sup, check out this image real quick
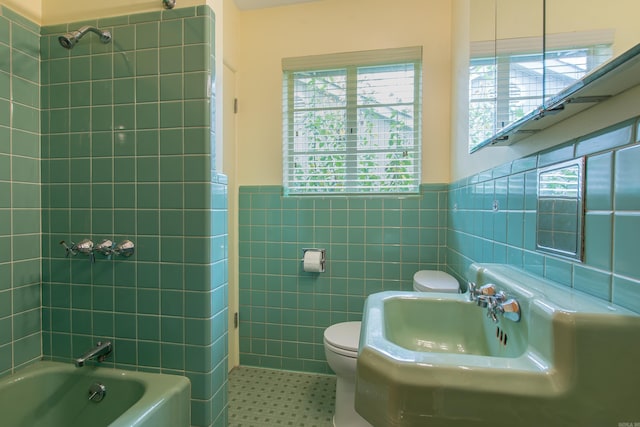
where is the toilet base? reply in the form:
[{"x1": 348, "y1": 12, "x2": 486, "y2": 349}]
[{"x1": 333, "y1": 375, "x2": 371, "y2": 427}]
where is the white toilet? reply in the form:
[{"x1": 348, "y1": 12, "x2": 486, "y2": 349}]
[
  {"x1": 413, "y1": 269, "x2": 459, "y2": 293},
  {"x1": 323, "y1": 270, "x2": 458, "y2": 426},
  {"x1": 323, "y1": 321, "x2": 370, "y2": 426}
]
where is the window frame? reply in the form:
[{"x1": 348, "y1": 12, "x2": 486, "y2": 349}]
[{"x1": 282, "y1": 47, "x2": 423, "y2": 196}]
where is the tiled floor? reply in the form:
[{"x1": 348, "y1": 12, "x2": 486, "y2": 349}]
[{"x1": 228, "y1": 366, "x2": 336, "y2": 426}]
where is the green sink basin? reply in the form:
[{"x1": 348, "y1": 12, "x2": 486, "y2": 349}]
[
  {"x1": 356, "y1": 264, "x2": 640, "y2": 427},
  {"x1": 384, "y1": 297, "x2": 526, "y2": 357}
]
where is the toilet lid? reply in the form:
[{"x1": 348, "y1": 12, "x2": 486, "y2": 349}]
[
  {"x1": 413, "y1": 270, "x2": 459, "y2": 292},
  {"x1": 324, "y1": 321, "x2": 361, "y2": 353}
]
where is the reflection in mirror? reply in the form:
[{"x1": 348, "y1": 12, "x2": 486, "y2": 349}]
[
  {"x1": 468, "y1": 0, "x2": 543, "y2": 151},
  {"x1": 544, "y1": 0, "x2": 620, "y2": 101},
  {"x1": 468, "y1": 0, "x2": 496, "y2": 148},
  {"x1": 469, "y1": 0, "x2": 640, "y2": 152},
  {"x1": 536, "y1": 158, "x2": 585, "y2": 261},
  {"x1": 495, "y1": 0, "x2": 543, "y2": 130}
]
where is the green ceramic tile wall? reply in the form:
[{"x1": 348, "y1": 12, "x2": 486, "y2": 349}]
[
  {"x1": 238, "y1": 185, "x2": 449, "y2": 373},
  {"x1": 38, "y1": 6, "x2": 226, "y2": 427},
  {"x1": 448, "y1": 117, "x2": 640, "y2": 314},
  {"x1": 0, "y1": 6, "x2": 42, "y2": 377}
]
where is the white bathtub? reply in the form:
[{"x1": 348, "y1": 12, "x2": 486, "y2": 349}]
[{"x1": 0, "y1": 361, "x2": 190, "y2": 427}]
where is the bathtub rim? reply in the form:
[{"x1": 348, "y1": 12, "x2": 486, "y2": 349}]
[{"x1": 0, "y1": 360, "x2": 191, "y2": 427}]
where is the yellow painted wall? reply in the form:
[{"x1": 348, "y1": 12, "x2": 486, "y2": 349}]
[
  {"x1": 236, "y1": 0, "x2": 453, "y2": 185},
  {"x1": 1, "y1": 0, "x2": 42, "y2": 24}
]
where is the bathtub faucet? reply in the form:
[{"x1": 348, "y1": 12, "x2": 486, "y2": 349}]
[{"x1": 74, "y1": 341, "x2": 112, "y2": 367}]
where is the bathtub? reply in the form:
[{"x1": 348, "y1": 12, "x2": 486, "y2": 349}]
[{"x1": 0, "y1": 361, "x2": 190, "y2": 427}]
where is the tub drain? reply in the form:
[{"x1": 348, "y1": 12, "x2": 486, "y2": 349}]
[{"x1": 88, "y1": 382, "x2": 107, "y2": 402}]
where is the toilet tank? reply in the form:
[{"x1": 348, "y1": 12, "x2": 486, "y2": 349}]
[{"x1": 413, "y1": 270, "x2": 459, "y2": 293}]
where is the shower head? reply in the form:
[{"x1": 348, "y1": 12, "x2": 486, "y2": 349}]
[{"x1": 58, "y1": 26, "x2": 112, "y2": 49}]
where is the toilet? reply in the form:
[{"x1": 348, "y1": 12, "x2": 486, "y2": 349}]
[
  {"x1": 323, "y1": 321, "x2": 370, "y2": 426},
  {"x1": 323, "y1": 270, "x2": 458, "y2": 426},
  {"x1": 413, "y1": 269, "x2": 459, "y2": 293}
]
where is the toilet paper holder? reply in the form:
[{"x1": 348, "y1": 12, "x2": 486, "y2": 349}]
[{"x1": 301, "y1": 248, "x2": 326, "y2": 273}]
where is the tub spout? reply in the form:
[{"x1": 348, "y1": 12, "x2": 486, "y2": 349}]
[{"x1": 74, "y1": 341, "x2": 112, "y2": 367}]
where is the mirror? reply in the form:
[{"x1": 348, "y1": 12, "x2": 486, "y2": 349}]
[
  {"x1": 536, "y1": 158, "x2": 585, "y2": 261},
  {"x1": 469, "y1": 0, "x2": 640, "y2": 152},
  {"x1": 468, "y1": 0, "x2": 544, "y2": 150},
  {"x1": 468, "y1": 0, "x2": 496, "y2": 148},
  {"x1": 544, "y1": 0, "x2": 632, "y2": 101},
  {"x1": 495, "y1": 0, "x2": 543, "y2": 130}
]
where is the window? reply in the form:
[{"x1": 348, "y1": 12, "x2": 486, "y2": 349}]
[
  {"x1": 469, "y1": 32, "x2": 613, "y2": 151},
  {"x1": 282, "y1": 47, "x2": 422, "y2": 195}
]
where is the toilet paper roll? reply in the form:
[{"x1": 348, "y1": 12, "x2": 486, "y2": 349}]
[{"x1": 303, "y1": 250, "x2": 324, "y2": 273}]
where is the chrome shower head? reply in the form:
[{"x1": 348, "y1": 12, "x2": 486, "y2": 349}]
[{"x1": 58, "y1": 26, "x2": 112, "y2": 49}]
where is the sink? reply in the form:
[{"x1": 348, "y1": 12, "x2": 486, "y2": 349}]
[
  {"x1": 384, "y1": 296, "x2": 526, "y2": 357},
  {"x1": 355, "y1": 264, "x2": 640, "y2": 427}
]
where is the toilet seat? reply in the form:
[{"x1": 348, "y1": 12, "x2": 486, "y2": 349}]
[
  {"x1": 413, "y1": 270, "x2": 459, "y2": 292},
  {"x1": 324, "y1": 321, "x2": 360, "y2": 358}
]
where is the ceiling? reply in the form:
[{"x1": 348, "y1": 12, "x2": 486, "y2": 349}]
[{"x1": 233, "y1": 0, "x2": 321, "y2": 11}]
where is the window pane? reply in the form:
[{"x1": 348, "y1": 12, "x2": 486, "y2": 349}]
[
  {"x1": 293, "y1": 70, "x2": 346, "y2": 109},
  {"x1": 290, "y1": 154, "x2": 346, "y2": 192},
  {"x1": 357, "y1": 106, "x2": 415, "y2": 149},
  {"x1": 357, "y1": 64, "x2": 415, "y2": 105},
  {"x1": 293, "y1": 110, "x2": 347, "y2": 152},
  {"x1": 357, "y1": 151, "x2": 418, "y2": 192}
]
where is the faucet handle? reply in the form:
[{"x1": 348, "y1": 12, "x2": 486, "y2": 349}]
[
  {"x1": 497, "y1": 299, "x2": 521, "y2": 322},
  {"x1": 73, "y1": 239, "x2": 95, "y2": 263},
  {"x1": 113, "y1": 240, "x2": 135, "y2": 257},
  {"x1": 60, "y1": 240, "x2": 77, "y2": 257},
  {"x1": 95, "y1": 239, "x2": 115, "y2": 259},
  {"x1": 478, "y1": 283, "x2": 496, "y2": 296}
]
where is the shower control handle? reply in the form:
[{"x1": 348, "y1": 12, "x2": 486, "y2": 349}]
[
  {"x1": 73, "y1": 239, "x2": 95, "y2": 263},
  {"x1": 95, "y1": 239, "x2": 115, "y2": 259},
  {"x1": 114, "y1": 240, "x2": 135, "y2": 257},
  {"x1": 59, "y1": 240, "x2": 77, "y2": 257}
]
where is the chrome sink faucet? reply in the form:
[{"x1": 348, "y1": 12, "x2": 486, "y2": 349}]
[
  {"x1": 468, "y1": 283, "x2": 497, "y2": 305},
  {"x1": 74, "y1": 341, "x2": 112, "y2": 367},
  {"x1": 468, "y1": 282, "x2": 521, "y2": 323}
]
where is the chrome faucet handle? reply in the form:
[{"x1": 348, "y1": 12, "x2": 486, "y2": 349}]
[
  {"x1": 73, "y1": 239, "x2": 95, "y2": 263},
  {"x1": 474, "y1": 284, "x2": 497, "y2": 306},
  {"x1": 73, "y1": 238, "x2": 94, "y2": 254},
  {"x1": 496, "y1": 298, "x2": 521, "y2": 322},
  {"x1": 60, "y1": 240, "x2": 77, "y2": 257},
  {"x1": 95, "y1": 239, "x2": 115, "y2": 259},
  {"x1": 478, "y1": 284, "x2": 496, "y2": 296},
  {"x1": 113, "y1": 240, "x2": 135, "y2": 257}
]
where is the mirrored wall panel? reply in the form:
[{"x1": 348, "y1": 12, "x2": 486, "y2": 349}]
[{"x1": 536, "y1": 158, "x2": 585, "y2": 260}]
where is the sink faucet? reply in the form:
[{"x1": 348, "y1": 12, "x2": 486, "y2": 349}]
[
  {"x1": 470, "y1": 284, "x2": 521, "y2": 323},
  {"x1": 470, "y1": 283, "x2": 498, "y2": 307},
  {"x1": 74, "y1": 341, "x2": 112, "y2": 367}
]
